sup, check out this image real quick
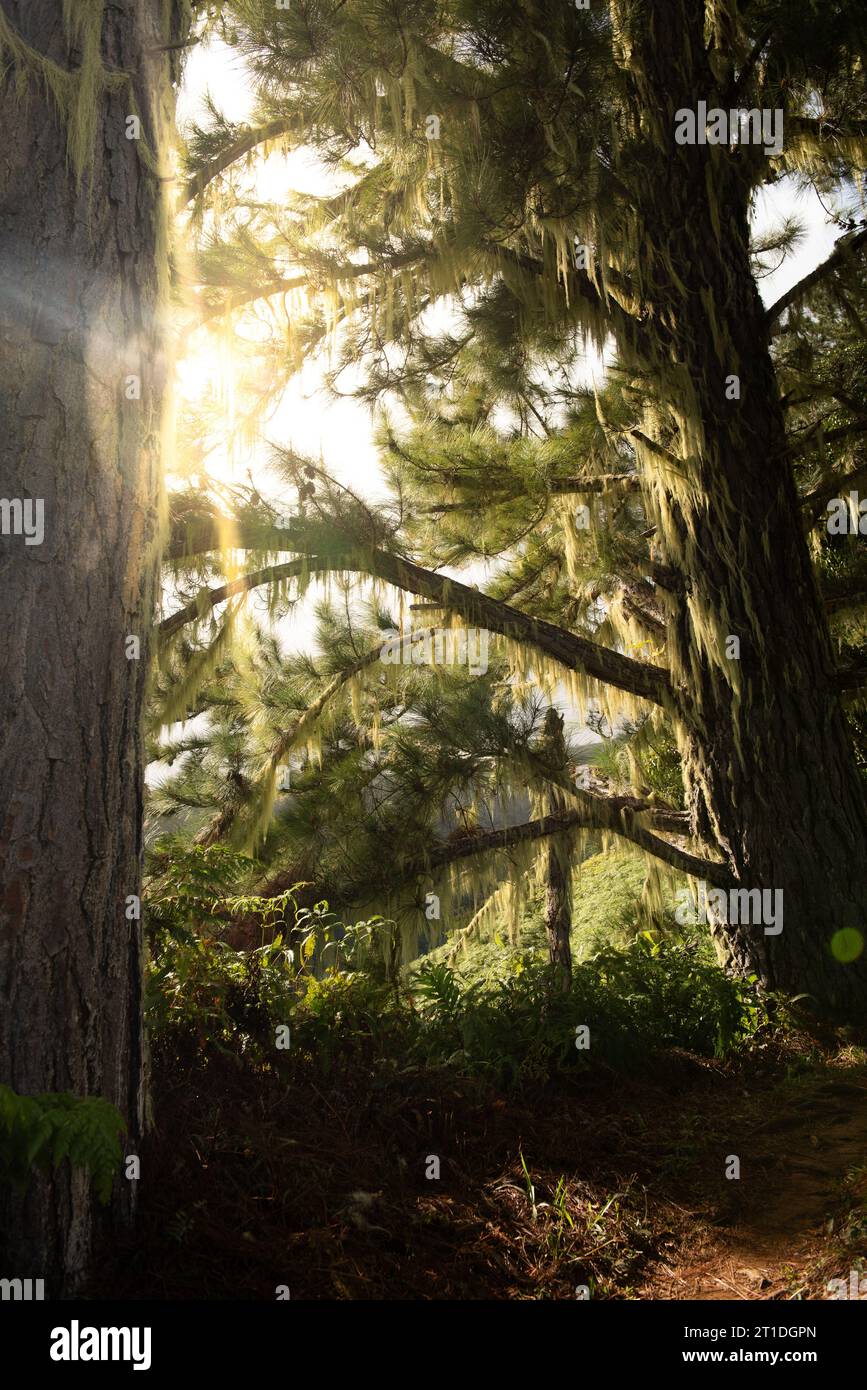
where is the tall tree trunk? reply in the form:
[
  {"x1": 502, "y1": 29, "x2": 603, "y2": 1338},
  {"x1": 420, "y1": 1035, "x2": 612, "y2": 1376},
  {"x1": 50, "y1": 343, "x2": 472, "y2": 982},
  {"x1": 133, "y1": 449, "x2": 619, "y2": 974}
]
[
  {"x1": 544, "y1": 845, "x2": 573, "y2": 990},
  {"x1": 619, "y1": 0, "x2": 867, "y2": 1016},
  {"x1": 0, "y1": 0, "x2": 184, "y2": 1292},
  {"x1": 540, "y1": 709, "x2": 573, "y2": 989}
]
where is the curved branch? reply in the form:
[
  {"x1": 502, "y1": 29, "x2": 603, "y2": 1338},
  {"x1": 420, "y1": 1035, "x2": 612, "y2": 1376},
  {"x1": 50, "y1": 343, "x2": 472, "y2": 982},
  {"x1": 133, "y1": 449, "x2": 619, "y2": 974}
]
[
  {"x1": 183, "y1": 275, "x2": 305, "y2": 333},
  {"x1": 158, "y1": 558, "x2": 309, "y2": 639},
  {"x1": 767, "y1": 228, "x2": 867, "y2": 333},
  {"x1": 417, "y1": 808, "x2": 732, "y2": 888},
  {"x1": 786, "y1": 116, "x2": 867, "y2": 142},
  {"x1": 261, "y1": 809, "x2": 730, "y2": 910},
  {"x1": 158, "y1": 551, "x2": 672, "y2": 705},
  {"x1": 826, "y1": 590, "x2": 867, "y2": 616},
  {"x1": 266, "y1": 634, "x2": 422, "y2": 767},
  {"x1": 422, "y1": 471, "x2": 641, "y2": 512},
  {"x1": 177, "y1": 245, "x2": 426, "y2": 343},
  {"x1": 192, "y1": 643, "x2": 389, "y2": 846},
  {"x1": 802, "y1": 459, "x2": 867, "y2": 528},
  {"x1": 522, "y1": 759, "x2": 725, "y2": 875},
  {"x1": 180, "y1": 118, "x2": 294, "y2": 209},
  {"x1": 789, "y1": 418, "x2": 867, "y2": 464}
]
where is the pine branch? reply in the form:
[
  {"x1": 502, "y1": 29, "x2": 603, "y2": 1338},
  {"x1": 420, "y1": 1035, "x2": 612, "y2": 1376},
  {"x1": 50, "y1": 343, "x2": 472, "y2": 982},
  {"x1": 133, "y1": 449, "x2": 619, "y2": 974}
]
[
  {"x1": 628, "y1": 429, "x2": 678, "y2": 463},
  {"x1": 405, "y1": 808, "x2": 732, "y2": 888},
  {"x1": 802, "y1": 460, "x2": 867, "y2": 527},
  {"x1": 786, "y1": 116, "x2": 867, "y2": 142},
  {"x1": 158, "y1": 559, "x2": 309, "y2": 639},
  {"x1": 179, "y1": 246, "x2": 425, "y2": 342},
  {"x1": 494, "y1": 246, "x2": 651, "y2": 357},
  {"x1": 421, "y1": 471, "x2": 641, "y2": 512},
  {"x1": 180, "y1": 118, "x2": 294, "y2": 208},
  {"x1": 518, "y1": 755, "x2": 718, "y2": 858},
  {"x1": 826, "y1": 590, "x2": 867, "y2": 616},
  {"x1": 158, "y1": 550, "x2": 671, "y2": 706},
  {"x1": 618, "y1": 581, "x2": 667, "y2": 637},
  {"x1": 264, "y1": 638, "x2": 411, "y2": 768},
  {"x1": 789, "y1": 418, "x2": 867, "y2": 463},
  {"x1": 767, "y1": 229, "x2": 867, "y2": 333}
]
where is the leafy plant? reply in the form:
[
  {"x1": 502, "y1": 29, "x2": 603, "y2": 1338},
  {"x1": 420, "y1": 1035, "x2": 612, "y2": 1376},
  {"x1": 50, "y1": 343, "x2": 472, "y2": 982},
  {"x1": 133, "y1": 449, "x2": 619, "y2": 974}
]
[
  {"x1": 0, "y1": 1084, "x2": 124, "y2": 1203},
  {"x1": 143, "y1": 842, "x2": 264, "y2": 943},
  {"x1": 413, "y1": 961, "x2": 469, "y2": 1019},
  {"x1": 145, "y1": 932, "x2": 298, "y2": 1056}
]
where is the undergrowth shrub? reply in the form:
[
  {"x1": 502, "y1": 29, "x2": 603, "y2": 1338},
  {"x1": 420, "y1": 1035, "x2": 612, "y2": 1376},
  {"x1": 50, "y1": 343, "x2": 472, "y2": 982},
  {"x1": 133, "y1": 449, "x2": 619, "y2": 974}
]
[
  {"x1": 408, "y1": 937, "x2": 763, "y2": 1083},
  {"x1": 148, "y1": 924, "x2": 767, "y2": 1088},
  {"x1": 146, "y1": 933, "x2": 298, "y2": 1060},
  {"x1": 144, "y1": 844, "x2": 396, "y2": 1061}
]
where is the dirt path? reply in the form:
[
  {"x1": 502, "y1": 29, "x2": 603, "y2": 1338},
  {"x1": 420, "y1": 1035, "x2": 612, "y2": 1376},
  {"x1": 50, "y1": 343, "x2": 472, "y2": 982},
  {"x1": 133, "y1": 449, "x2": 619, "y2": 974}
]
[{"x1": 644, "y1": 1078, "x2": 867, "y2": 1300}]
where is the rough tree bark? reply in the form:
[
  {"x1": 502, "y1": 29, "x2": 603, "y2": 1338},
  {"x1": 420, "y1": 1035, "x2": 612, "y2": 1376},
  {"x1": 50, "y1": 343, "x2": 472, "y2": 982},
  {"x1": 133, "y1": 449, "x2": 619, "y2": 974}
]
[
  {"x1": 539, "y1": 709, "x2": 573, "y2": 989},
  {"x1": 619, "y1": 0, "x2": 867, "y2": 1015},
  {"x1": 0, "y1": 0, "x2": 185, "y2": 1292}
]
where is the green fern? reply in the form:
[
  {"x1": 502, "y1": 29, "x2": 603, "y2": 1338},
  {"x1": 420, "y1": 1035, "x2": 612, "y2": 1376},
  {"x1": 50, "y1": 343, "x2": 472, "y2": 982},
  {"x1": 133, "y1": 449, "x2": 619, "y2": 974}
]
[
  {"x1": 413, "y1": 962, "x2": 465, "y2": 1019},
  {"x1": 0, "y1": 1084, "x2": 124, "y2": 1205}
]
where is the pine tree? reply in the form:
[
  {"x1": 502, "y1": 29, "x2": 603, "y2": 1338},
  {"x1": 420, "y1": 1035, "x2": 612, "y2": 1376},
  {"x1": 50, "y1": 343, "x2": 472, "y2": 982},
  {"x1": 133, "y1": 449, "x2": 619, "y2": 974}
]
[
  {"x1": 165, "y1": 0, "x2": 867, "y2": 1015},
  {"x1": 0, "y1": 0, "x2": 193, "y2": 1288},
  {"x1": 150, "y1": 599, "x2": 636, "y2": 973}
]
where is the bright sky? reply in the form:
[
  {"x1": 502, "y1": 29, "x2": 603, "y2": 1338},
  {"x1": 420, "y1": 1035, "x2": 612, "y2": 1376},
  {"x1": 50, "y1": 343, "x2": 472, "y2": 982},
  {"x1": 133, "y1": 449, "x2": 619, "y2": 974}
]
[{"x1": 176, "y1": 41, "x2": 382, "y2": 498}]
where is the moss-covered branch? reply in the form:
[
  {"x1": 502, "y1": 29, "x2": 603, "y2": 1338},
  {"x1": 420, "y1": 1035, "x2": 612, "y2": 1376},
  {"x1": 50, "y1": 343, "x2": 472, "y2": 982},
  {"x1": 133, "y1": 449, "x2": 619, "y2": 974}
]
[
  {"x1": 180, "y1": 117, "x2": 294, "y2": 208},
  {"x1": 158, "y1": 551, "x2": 671, "y2": 706},
  {"x1": 422, "y1": 471, "x2": 641, "y2": 513},
  {"x1": 767, "y1": 228, "x2": 867, "y2": 333}
]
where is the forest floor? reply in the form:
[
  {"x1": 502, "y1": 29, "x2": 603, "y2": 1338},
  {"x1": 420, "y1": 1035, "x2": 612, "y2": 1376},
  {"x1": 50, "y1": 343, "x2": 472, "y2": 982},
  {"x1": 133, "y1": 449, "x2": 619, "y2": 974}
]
[
  {"x1": 91, "y1": 1023, "x2": 867, "y2": 1301},
  {"x1": 639, "y1": 1065, "x2": 867, "y2": 1300}
]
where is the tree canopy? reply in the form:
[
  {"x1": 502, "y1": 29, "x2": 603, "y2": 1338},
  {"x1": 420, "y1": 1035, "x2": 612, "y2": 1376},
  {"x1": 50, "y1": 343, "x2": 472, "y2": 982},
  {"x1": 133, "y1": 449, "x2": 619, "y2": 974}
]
[{"x1": 152, "y1": 0, "x2": 867, "y2": 1012}]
